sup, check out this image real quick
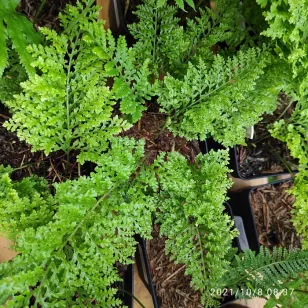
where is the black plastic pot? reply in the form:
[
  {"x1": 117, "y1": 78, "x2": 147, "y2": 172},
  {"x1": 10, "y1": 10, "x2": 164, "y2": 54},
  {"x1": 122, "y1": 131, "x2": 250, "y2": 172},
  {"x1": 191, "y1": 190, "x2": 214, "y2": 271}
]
[
  {"x1": 228, "y1": 178, "x2": 295, "y2": 252},
  {"x1": 122, "y1": 263, "x2": 134, "y2": 308},
  {"x1": 230, "y1": 145, "x2": 297, "y2": 180},
  {"x1": 135, "y1": 236, "x2": 159, "y2": 308},
  {"x1": 205, "y1": 137, "x2": 297, "y2": 180}
]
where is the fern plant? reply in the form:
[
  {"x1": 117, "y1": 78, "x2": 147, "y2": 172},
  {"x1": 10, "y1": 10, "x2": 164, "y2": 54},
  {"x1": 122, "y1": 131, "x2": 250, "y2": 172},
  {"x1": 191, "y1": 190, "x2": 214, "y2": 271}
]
[
  {"x1": 4, "y1": 0, "x2": 156, "y2": 157},
  {"x1": 0, "y1": 137, "x2": 158, "y2": 307},
  {"x1": 158, "y1": 47, "x2": 287, "y2": 146},
  {"x1": 128, "y1": 0, "x2": 189, "y2": 77},
  {"x1": 129, "y1": 0, "x2": 247, "y2": 77},
  {"x1": 223, "y1": 246, "x2": 308, "y2": 293},
  {"x1": 0, "y1": 0, "x2": 41, "y2": 76},
  {"x1": 221, "y1": 246, "x2": 308, "y2": 307},
  {"x1": 154, "y1": 149, "x2": 237, "y2": 306}
]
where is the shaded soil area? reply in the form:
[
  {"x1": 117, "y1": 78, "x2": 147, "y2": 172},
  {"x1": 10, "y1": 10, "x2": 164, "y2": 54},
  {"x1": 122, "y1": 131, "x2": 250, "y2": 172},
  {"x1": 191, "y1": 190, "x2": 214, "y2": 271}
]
[
  {"x1": 250, "y1": 181, "x2": 301, "y2": 250},
  {"x1": 121, "y1": 112, "x2": 202, "y2": 165},
  {"x1": 20, "y1": 0, "x2": 77, "y2": 30},
  {"x1": 237, "y1": 94, "x2": 298, "y2": 178},
  {"x1": 0, "y1": 104, "x2": 92, "y2": 182},
  {"x1": 147, "y1": 224, "x2": 203, "y2": 308}
]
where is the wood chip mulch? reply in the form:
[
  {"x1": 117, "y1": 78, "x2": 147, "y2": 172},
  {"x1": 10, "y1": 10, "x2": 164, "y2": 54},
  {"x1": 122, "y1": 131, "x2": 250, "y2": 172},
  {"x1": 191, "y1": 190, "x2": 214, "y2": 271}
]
[
  {"x1": 249, "y1": 181, "x2": 301, "y2": 250},
  {"x1": 147, "y1": 224, "x2": 203, "y2": 308}
]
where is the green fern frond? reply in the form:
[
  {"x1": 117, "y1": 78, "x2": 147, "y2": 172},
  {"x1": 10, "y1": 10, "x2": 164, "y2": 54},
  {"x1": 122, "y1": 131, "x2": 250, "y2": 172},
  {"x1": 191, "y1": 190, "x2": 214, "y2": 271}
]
[
  {"x1": 155, "y1": 150, "x2": 236, "y2": 306},
  {"x1": 128, "y1": 0, "x2": 189, "y2": 76},
  {"x1": 4, "y1": 0, "x2": 155, "y2": 157},
  {"x1": 159, "y1": 47, "x2": 283, "y2": 146},
  {"x1": 0, "y1": 137, "x2": 157, "y2": 307},
  {"x1": 223, "y1": 246, "x2": 308, "y2": 294},
  {"x1": 0, "y1": 0, "x2": 41, "y2": 76}
]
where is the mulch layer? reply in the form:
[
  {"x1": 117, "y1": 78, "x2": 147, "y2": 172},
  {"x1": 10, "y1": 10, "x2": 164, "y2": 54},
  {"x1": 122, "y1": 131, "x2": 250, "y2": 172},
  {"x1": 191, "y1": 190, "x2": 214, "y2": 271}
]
[
  {"x1": 249, "y1": 181, "x2": 301, "y2": 250},
  {"x1": 121, "y1": 111, "x2": 201, "y2": 165},
  {"x1": 147, "y1": 224, "x2": 203, "y2": 308}
]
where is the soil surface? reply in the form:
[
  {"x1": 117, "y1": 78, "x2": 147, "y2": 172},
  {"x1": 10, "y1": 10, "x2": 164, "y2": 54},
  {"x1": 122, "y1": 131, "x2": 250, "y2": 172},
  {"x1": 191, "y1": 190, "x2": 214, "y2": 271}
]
[
  {"x1": 121, "y1": 111, "x2": 201, "y2": 165},
  {"x1": 237, "y1": 94, "x2": 298, "y2": 178},
  {"x1": 147, "y1": 224, "x2": 203, "y2": 308},
  {"x1": 20, "y1": 0, "x2": 76, "y2": 30},
  {"x1": 249, "y1": 181, "x2": 301, "y2": 250},
  {"x1": 0, "y1": 104, "x2": 92, "y2": 182}
]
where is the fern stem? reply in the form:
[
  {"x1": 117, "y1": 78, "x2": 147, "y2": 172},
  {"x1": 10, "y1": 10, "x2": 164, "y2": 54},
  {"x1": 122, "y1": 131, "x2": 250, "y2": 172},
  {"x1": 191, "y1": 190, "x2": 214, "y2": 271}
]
[
  {"x1": 118, "y1": 289, "x2": 146, "y2": 308},
  {"x1": 153, "y1": 8, "x2": 158, "y2": 69},
  {"x1": 65, "y1": 36, "x2": 79, "y2": 160},
  {"x1": 195, "y1": 225, "x2": 207, "y2": 288}
]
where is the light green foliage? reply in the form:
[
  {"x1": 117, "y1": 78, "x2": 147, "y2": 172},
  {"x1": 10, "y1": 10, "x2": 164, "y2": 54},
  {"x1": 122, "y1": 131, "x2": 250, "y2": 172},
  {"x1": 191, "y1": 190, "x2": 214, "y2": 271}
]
[
  {"x1": 288, "y1": 167, "x2": 308, "y2": 249},
  {"x1": 155, "y1": 149, "x2": 236, "y2": 306},
  {"x1": 0, "y1": 166, "x2": 56, "y2": 242},
  {"x1": 4, "y1": 0, "x2": 155, "y2": 156},
  {"x1": 159, "y1": 47, "x2": 283, "y2": 146},
  {"x1": 256, "y1": 0, "x2": 308, "y2": 78},
  {"x1": 271, "y1": 101, "x2": 308, "y2": 166},
  {"x1": 0, "y1": 0, "x2": 41, "y2": 76},
  {"x1": 0, "y1": 137, "x2": 158, "y2": 307},
  {"x1": 222, "y1": 246, "x2": 308, "y2": 299},
  {"x1": 0, "y1": 48, "x2": 27, "y2": 102},
  {"x1": 259, "y1": 0, "x2": 308, "y2": 250}
]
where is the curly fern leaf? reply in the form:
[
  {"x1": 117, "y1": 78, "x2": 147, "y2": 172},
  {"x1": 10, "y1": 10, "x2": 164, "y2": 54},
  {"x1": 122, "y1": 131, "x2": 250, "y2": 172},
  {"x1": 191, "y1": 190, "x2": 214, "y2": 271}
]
[
  {"x1": 0, "y1": 0, "x2": 41, "y2": 76},
  {"x1": 4, "y1": 0, "x2": 155, "y2": 156},
  {"x1": 0, "y1": 137, "x2": 157, "y2": 307},
  {"x1": 155, "y1": 150, "x2": 236, "y2": 306},
  {"x1": 223, "y1": 246, "x2": 308, "y2": 295},
  {"x1": 159, "y1": 47, "x2": 284, "y2": 146}
]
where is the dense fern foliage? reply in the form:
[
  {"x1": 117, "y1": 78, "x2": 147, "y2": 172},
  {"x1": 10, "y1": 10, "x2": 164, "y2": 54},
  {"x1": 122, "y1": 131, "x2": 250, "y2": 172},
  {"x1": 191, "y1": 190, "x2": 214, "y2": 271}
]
[
  {"x1": 223, "y1": 246, "x2": 308, "y2": 294},
  {"x1": 0, "y1": 137, "x2": 159, "y2": 307},
  {"x1": 0, "y1": 0, "x2": 41, "y2": 76},
  {"x1": 4, "y1": 0, "x2": 156, "y2": 156},
  {"x1": 128, "y1": 0, "x2": 188, "y2": 76},
  {"x1": 129, "y1": 0, "x2": 288, "y2": 146},
  {"x1": 221, "y1": 246, "x2": 308, "y2": 307},
  {"x1": 129, "y1": 0, "x2": 246, "y2": 77},
  {"x1": 159, "y1": 48, "x2": 286, "y2": 146},
  {"x1": 155, "y1": 150, "x2": 237, "y2": 306},
  {"x1": 257, "y1": 0, "x2": 308, "y2": 251}
]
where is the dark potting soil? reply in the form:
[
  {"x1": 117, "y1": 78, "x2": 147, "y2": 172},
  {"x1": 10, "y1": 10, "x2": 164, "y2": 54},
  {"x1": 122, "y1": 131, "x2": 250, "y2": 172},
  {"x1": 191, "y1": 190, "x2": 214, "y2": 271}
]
[
  {"x1": 20, "y1": 0, "x2": 77, "y2": 30},
  {"x1": 147, "y1": 224, "x2": 203, "y2": 308},
  {"x1": 0, "y1": 105, "x2": 93, "y2": 182},
  {"x1": 249, "y1": 181, "x2": 301, "y2": 250},
  {"x1": 237, "y1": 94, "x2": 298, "y2": 178},
  {"x1": 121, "y1": 111, "x2": 201, "y2": 165}
]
